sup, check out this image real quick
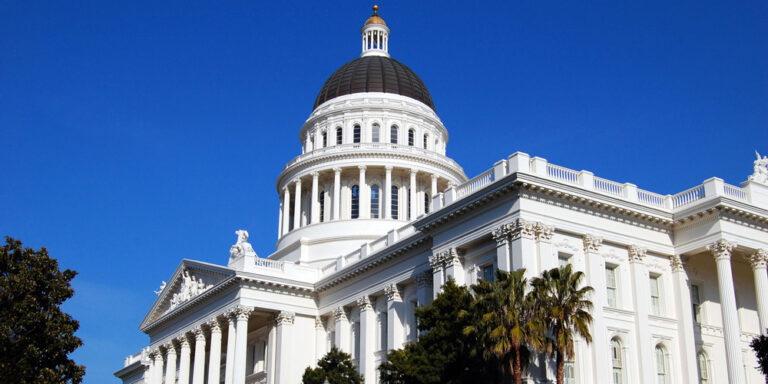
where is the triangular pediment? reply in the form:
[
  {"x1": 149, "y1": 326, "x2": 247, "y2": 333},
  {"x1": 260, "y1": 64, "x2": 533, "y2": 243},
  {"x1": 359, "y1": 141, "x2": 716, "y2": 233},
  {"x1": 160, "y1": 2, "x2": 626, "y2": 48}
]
[{"x1": 140, "y1": 259, "x2": 235, "y2": 330}]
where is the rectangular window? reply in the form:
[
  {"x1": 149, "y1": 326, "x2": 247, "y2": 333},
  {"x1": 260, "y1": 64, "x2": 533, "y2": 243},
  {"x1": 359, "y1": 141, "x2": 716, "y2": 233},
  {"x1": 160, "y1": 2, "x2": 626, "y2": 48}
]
[
  {"x1": 372, "y1": 125, "x2": 380, "y2": 143},
  {"x1": 691, "y1": 285, "x2": 701, "y2": 323},
  {"x1": 319, "y1": 191, "x2": 325, "y2": 222},
  {"x1": 564, "y1": 361, "x2": 575, "y2": 384},
  {"x1": 605, "y1": 266, "x2": 617, "y2": 308},
  {"x1": 481, "y1": 264, "x2": 494, "y2": 282},
  {"x1": 353, "y1": 322, "x2": 360, "y2": 360},
  {"x1": 650, "y1": 276, "x2": 661, "y2": 316},
  {"x1": 353, "y1": 125, "x2": 361, "y2": 143},
  {"x1": 391, "y1": 186, "x2": 399, "y2": 220},
  {"x1": 322, "y1": 131, "x2": 327, "y2": 147},
  {"x1": 423, "y1": 134, "x2": 428, "y2": 149},
  {"x1": 390, "y1": 126, "x2": 398, "y2": 144},
  {"x1": 329, "y1": 331, "x2": 336, "y2": 349},
  {"x1": 336, "y1": 128, "x2": 343, "y2": 145}
]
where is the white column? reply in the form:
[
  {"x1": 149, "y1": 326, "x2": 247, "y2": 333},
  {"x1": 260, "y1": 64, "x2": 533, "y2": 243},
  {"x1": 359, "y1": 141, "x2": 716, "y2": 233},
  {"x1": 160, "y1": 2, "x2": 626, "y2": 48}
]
[
  {"x1": 583, "y1": 234, "x2": 609, "y2": 381},
  {"x1": 429, "y1": 253, "x2": 445, "y2": 298},
  {"x1": 416, "y1": 271, "x2": 432, "y2": 307},
  {"x1": 359, "y1": 166, "x2": 369, "y2": 219},
  {"x1": 385, "y1": 166, "x2": 393, "y2": 219},
  {"x1": 233, "y1": 307, "x2": 252, "y2": 384},
  {"x1": 430, "y1": 174, "x2": 437, "y2": 212},
  {"x1": 315, "y1": 316, "x2": 326, "y2": 362},
  {"x1": 443, "y1": 248, "x2": 465, "y2": 285},
  {"x1": 311, "y1": 172, "x2": 320, "y2": 224},
  {"x1": 334, "y1": 307, "x2": 350, "y2": 352},
  {"x1": 747, "y1": 249, "x2": 768, "y2": 333},
  {"x1": 708, "y1": 240, "x2": 747, "y2": 384},
  {"x1": 535, "y1": 223, "x2": 557, "y2": 272},
  {"x1": 670, "y1": 255, "x2": 698, "y2": 382},
  {"x1": 385, "y1": 284, "x2": 405, "y2": 351},
  {"x1": 282, "y1": 188, "x2": 290, "y2": 235},
  {"x1": 409, "y1": 170, "x2": 417, "y2": 220},
  {"x1": 267, "y1": 321, "x2": 277, "y2": 384},
  {"x1": 178, "y1": 336, "x2": 192, "y2": 384},
  {"x1": 358, "y1": 297, "x2": 377, "y2": 384},
  {"x1": 628, "y1": 246, "x2": 653, "y2": 384},
  {"x1": 274, "y1": 311, "x2": 295, "y2": 384},
  {"x1": 207, "y1": 319, "x2": 223, "y2": 384},
  {"x1": 510, "y1": 219, "x2": 537, "y2": 279},
  {"x1": 492, "y1": 224, "x2": 512, "y2": 272},
  {"x1": 151, "y1": 350, "x2": 164, "y2": 384},
  {"x1": 293, "y1": 179, "x2": 302, "y2": 230},
  {"x1": 225, "y1": 313, "x2": 237, "y2": 384},
  {"x1": 333, "y1": 168, "x2": 341, "y2": 220},
  {"x1": 192, "y1": 329, "x2": 206, "y2": 384},
  {"x1": 164, "y1": 342, "x2": 178, "y2": 384},
  {"x1": 277, "y1": 200, "x2": 283, "y2": 239}
]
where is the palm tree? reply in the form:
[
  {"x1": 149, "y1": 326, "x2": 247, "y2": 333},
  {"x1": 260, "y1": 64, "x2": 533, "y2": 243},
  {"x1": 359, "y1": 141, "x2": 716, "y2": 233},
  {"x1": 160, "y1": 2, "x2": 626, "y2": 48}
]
[
  {"x1": 465, "y1": 269, "x2": 533, "y2": 384},
  {"x1": 530, "y1": 265, "x2": 594, "y2": 384}
]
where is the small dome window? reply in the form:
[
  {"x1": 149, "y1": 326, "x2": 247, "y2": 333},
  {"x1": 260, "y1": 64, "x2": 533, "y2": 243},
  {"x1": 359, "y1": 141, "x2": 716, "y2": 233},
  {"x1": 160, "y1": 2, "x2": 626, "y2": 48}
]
[
  {"x1": 408, "y1": 129, "x2": 414, "y2": 146},
  {"x1": 390, "y1": 125, "x2": 398, "y2": 144},
  {"x1": 372, "y1": 124, "x2": 380, "y2": 143},
  {"x1": 336, "y1": 127, "x2": 343, "y2": 145},
  {"x1": 351, "y1": 185, "x2": 360, "y2": 219},
  {"x1": 354, "y1": 125, "x2": 361, "y2": 144}
]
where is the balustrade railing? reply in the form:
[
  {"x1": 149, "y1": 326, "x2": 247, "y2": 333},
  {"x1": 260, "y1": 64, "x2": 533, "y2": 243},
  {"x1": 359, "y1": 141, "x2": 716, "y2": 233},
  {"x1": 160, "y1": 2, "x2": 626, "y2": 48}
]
[
  {"x1": 254, "y1": 258, "x2": 284, "y2": 271},
  {"x1": 723, "y1": 183, "x2": 747, "y2": 201},
  {"x1": 456, "y1": 167, "x2": 495, "y2": 198},
  {"x1": 672, "y1": 185, "x2": 706, "y2": 208},
  {"x1": 283, "y1": 143, "x2": 461, "y2": 171},
  {"x1": 636, "y1": 189, "x2": 667, "y2": 208},
  {"x1": 593, "y1": 177, "x2": 625, "y2": 197},
  {"x1": 546, "y1": 163, "x2": 579, "y2": 184}
]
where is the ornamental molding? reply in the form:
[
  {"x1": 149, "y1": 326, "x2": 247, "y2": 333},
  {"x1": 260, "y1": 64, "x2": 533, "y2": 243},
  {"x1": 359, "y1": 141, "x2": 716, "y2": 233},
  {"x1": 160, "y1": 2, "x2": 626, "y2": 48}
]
[
  {"x1": 510, "y1": 218, "x2": 537, "y2": 240},
  {"x1": 415, "y1": 271, "x2": 432, "y2": 288},
  {"x1": 582, "y1": 234, "x2": 603, "y2": 254},
  {"x1": 627, "y1": 245, "x2": 647, "y2": 263},
  {"x1": 669, "y1": 255, "x2": 685, "y2": 272},
  {"x1": 179, "y1": 335, "x2": 191, "y2": 349},
  {"x1": 333, "y1": 307, "x2": 348, "y2": 322},
  {"x1": 384, "y1": 283, "x2": 401, "y2": 302},
  {"x1": 357, "y1": 296, "x2": 374, "y2": 312},
  {"x1": 534, "y1": 222, "x2": 555, "y2": 242},
  {"x1": 491, "y1": 224, "x2": 509, "y2": 246},
  {"x1": 168, "y1": 268, "x2": 214, "y2": 312},
  {"x1": 207, "y1": 318, "x2": 223, "y2": 334},
  {"x1": 746, "y1": 249, "x2": 768, "y2": 270},
  {"x1": 276, "y1": 311, "x2": 295, "y2": 326},
  {"x1": 315, "y1": 316, "x2": 324, "y2": 329},
  {"x1": 193, "y1": 327, "x2": 205, "y2": 340},
  {"x1": 707, "y1": 239, "x2": 736, "y2": 262}
]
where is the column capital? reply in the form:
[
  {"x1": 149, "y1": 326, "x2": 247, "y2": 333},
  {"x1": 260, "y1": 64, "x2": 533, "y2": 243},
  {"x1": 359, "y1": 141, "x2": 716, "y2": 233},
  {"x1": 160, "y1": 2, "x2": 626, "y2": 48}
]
[
  {"x1": 746, "y1": 249, "x2": 768, "y2": 270},
  {"x1": 628, "y1": 245, "x2": 647, "y2": 263},
  {"x1": 430, "y1": 174, "x2": 438, "y2": 181},
  {"x1": 227, "y1": 305, "x2": 253, "y2": 321},
  {"x1": 333, "y1": 307, "x2": 348, "y2": 322},
  {"x1": 385, "y1": 165, "x2": 393, "y2": 171},
  {"x1": 179, "y1": 334, "x2": 192, "y2": 349},
  {"x1": 207, "y1": 318, "x2": 223, "y2": 334},
  {"x1": 333, "y1": 167, "x2": 342, "y2": 174},
  {"x1": 410, "y1": 169, "x2": 418, "y2": 176},
  {"x1": 275, "y1": 311, "x2": 295, "y2": 326},
  {"x1": 446, "y1": 248, "x2": 464, "y2": 266},
  {"x1": 193, "y1": 327, "x2": 206, "y2": 341},
  {"x1": 707, "y1": 239, "x2": 736, "y2": 262},
  {"x1": 582, "y1": 234, "x2": 603, "y2": 253},
  {"x1": 416, "y1": 271, "x2": 432, "y2": 288},
  {"x1": 293, "y1": 178, "x2": 302, "y2": 186},
  {"x1": 311, "y1": 171, "x2": 319, "y2": 179},
  {"x1": 384, "y1": 283, "x2": 401, "y2": 302},
  {"x1": 669, "y1": 254, "x2": 685, "y2": 272},
  {"x1": 428, "y1": 254, "x2": 444, "y2": 271},
  {"x1": 148, "y1": 349, "x2": 160, "y2": 359},
  {"x1": 534, "y1": 222, "x2": 554, "y2": 242},
  {"x1": 164, "y1": 341, "x2": 178, "y2": 354},
  {"x1": 510, "y1": 218, "x2": 536, "y2": 240},
  {"x1": 358, "y1": 165, "x2": 367, "y2": 171},
  {"x1": 357, "y1": 296, "x2": 374, "y2": 312},
  {"x1": 491, "y1": 224, "x2": 510, "y2": 245},
  {"x1": 315, "y1": 316, "x2": 324, "y2": 329}
]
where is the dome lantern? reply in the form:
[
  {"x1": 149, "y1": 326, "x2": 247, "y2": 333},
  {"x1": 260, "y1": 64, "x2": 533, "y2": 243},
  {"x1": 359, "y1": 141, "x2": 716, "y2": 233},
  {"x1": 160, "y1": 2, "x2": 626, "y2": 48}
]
[{"x1": 361, "y1": 5, "x2": 390, "y2": 58}]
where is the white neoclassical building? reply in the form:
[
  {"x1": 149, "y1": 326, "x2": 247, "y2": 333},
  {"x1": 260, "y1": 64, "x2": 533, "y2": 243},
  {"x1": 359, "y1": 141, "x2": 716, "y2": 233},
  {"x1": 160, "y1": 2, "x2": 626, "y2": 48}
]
[{"x1": 116, "y1": 7, "x2": 768, "y2": 384}]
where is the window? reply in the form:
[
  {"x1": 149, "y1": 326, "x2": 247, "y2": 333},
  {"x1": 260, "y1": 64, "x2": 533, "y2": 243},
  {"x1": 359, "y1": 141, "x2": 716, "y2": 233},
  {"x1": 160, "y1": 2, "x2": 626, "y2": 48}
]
[
  {"x1": 606, "y1": 266, "x2": 617, "y2": 308},
  {"x1": 408, "y1": 129, "x2": 414, "y2": 146},
  {"x1": 372, "y1": 124, "x2": 380, "y2": 143},
  {"x1": 564, "y1": 361, "x2": 575, "y2": 384},
  {"x1": 353, "y1": 124, "x2": 361, "y2": 143},
  {"x1": 319, "y1": 190, "x2": 325, "y2": 222},
  {"x1": 423, "y1": 134, "x2": 428, "y2": 149},
  {"x1": 336, "y1": 127, "x2": 343, "y2": 145},
  {"x1": 371, "y1": 185, "x2": 380, "y2": 218},
  {"x1": 650, "y1": 276, "x2": 661, "y2": 315},
  {"x1": 481, "y1": 264, "x2": 494, "y2": 282},
  {"x1": 391, "y1": 186, "x2": 399, "y2": 219},
  {"x1": 289, "y1": 200, "x2": 295, "y2": 231},
  {"x1": 390, "y1": 125, "x2": 398, "y2": 144},
  {"x1": 351, "y1": 185, "x2": 359, "y2": 219},
  {"x1": 611, "y1": 338, "x2": 623, "y2": 384},
  {"x1": 378, "y1": 312, "x2": 388, "y2": 351},
  {"x1": 691, "y1": 285, "x2": 702, "y2": 323},
  {"x1": 697, "y1": 352, "x2": 709, "y2": 384},
  {"x1": 322, "y1": 131, "x2": 327, "y2": 147},
  {"x1": 424, "y1": 192, "x2": 430, "y2": 214},
  {"x1": 655, "y1": 345, "x2": 667, "y2": 384},
  {"x1": 559, "y1": 253, "x2": 571, "y2": 268}
]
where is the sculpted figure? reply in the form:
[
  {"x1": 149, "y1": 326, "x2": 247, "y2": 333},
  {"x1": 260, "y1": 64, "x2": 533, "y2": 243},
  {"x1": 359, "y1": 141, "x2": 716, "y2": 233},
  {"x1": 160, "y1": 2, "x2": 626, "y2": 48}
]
[
  {"x1": 750, "y1": 150, "x2": 768, "y2": 184},
  {"x1": 154, "y1": 281, "x2": 166, "y2": 296},
  {"x1": 230, "y1": 230, "x2": 256, "y2": 262}
]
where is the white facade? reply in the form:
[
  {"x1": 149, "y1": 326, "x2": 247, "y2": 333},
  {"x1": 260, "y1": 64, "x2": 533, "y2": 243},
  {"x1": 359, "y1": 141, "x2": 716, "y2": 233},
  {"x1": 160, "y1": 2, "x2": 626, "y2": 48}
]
[{"x1": 116, "y1": 8, "x2": 768, "y2": 384}]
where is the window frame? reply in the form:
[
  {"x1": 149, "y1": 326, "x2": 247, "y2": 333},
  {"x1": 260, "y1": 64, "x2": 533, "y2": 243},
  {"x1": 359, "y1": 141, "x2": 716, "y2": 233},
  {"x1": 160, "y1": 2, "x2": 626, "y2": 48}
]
[
  {"x1": 351, "y1": 185, "x2": 360, "y2": 219},
  {"x1": 605, "y1": 265, "x2": 618, "y2": 308},
  {"x1": 391, "y1": 185, "x2": 399, "y2": 220},
  {"x1": 353, "y1": 124, "x2": 361, "y2": 144},
  {"x1": 408, "y1": 129, "x2": 414, "y2": 146},
  {"x1": 370, "y1": 184, "x2": 380, "y2": 218},
  {"x1": 372, "y1": 123, "x2": 380, "y2": 143},
  {"x1": 650, "y1": 275, "x2": 661, "y2": 316},
  {"x1": 336, "y1": 127, "x2": 343, "y2": 145},
  {"x1": 390, "y1": 125, "x2": 398, "y2": 144}
]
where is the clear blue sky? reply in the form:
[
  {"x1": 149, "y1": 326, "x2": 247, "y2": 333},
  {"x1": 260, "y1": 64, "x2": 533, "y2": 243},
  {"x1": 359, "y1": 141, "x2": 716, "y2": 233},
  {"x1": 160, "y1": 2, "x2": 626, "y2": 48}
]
[{"x1": 1, "y1": 1, "x2": 766, "y2": 382}]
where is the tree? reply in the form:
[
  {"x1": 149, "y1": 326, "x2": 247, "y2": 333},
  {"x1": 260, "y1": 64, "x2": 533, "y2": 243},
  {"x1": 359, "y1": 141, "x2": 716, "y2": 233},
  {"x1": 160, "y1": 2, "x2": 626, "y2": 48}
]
[
  {"x1": 751, "y1": 333, "x2": 768, "y2": 384},
  {"x1": 464, "y1": 269, "x2": 534, "y2": 384},
  {"x1": 530, "y1": 265, "x2": 594, "y2": 384},
  {"x1": 0, "y1": 237, "x2": 85, "y2": 384},
  {"x1": 303, "y1": 347, "x2": 363, "y2": 384}
]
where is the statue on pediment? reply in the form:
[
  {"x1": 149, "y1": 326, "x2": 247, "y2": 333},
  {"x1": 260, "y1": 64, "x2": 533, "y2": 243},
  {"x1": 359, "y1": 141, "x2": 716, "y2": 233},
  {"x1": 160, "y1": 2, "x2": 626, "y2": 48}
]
[
  {"x1": 750, "y1": 150, "x2": 768, "y2": 184},
  {"x1": 153, "y1": 281, "x2": 166, "y2": 296},
  {"x1": 229, "y1": 230, "x2": 256, "y2": 266}
]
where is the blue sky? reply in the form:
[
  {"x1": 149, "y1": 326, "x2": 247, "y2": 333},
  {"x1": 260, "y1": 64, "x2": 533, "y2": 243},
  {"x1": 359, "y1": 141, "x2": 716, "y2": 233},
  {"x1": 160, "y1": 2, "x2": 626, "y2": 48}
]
[{"x1": 1, "y1": 1, "x2": 767, "y2": 382}]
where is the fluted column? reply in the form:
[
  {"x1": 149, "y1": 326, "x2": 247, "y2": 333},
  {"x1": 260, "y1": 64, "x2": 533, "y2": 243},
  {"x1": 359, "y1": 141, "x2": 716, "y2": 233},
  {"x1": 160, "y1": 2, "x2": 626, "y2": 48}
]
[
  {"x1": 207, "y1": 319, "x2": 223, "y2": 384},
  {"x1": 178, "y1": 335, "x2": 192, "y2": 384},
  {"x1": 385, "y1": 284, "x2": 405, "y2": 351},
  {"x1": 333, "y1": 168, "x2": 341, "y2": 220},
  {"x1": 385, "y1": 166, "x2": 393, "y2": 219},
  {"x1": 443, "y1": 248, "x2": 465, "y2": 285},
  {"x1": 628, "y1": 245, "x2": 652, "y2": 384},
  {"x1": 233, "y1": 307, "x2": 253, "y2": 384},
  {"x1": 293, "y1": 179, "x2": 302, "y2": 229},
  {"x1": 282, "y1": 188, "x2": 290, "y2": 235},
  {"x1": 670, "y1": 255, "x2": 698, "y2": 381},
  {"x1": 409, "y1": 170, "x2": 417, "y2": 220},
  {"x1": 430, "y1": 174, "x2": 437, "y2": 211},
  {"x1": 314, "y1": 316, "x2": 326, "y2": 362},
  {"x1": 747, "y1": 249, "x2": 768, "y2": 334},
  {"x1": 334, "y1": 307, "x2": 350, "y2": 352},
  {"x1": 492, "y1": 224, "x2": 512, "y2": 272},
  {"x1": 267, "y1": 320, "x2": 277, "y2": 384},
  {"x1": 358, "y1": 297, "x2": 377, "y2": 384},
  {"x1": 583, "y1": 234, "x2": 608, "y2": 381},
  {"x1": 359, "y1": 166, "x2": 369, "y2": 219},
  {"x1": 151, "y1": 350, "x2": 164, "y2": 384},
  {"x1": 191, "y1": 329, "x2": 206, "y2": 384},
  {"x1": 274, "y1": 311, "x2": 295, "y2": 384},
  {"x1": 510, "y1": 219, "x2": 537, "y2": 278},
  {"x1": 311, "y1": 172, "x2": 320, "y2": 224},
  {"x1": 429, "y1": 253, "x2": 445, "y2": 298},
  {"x1": 164, "y1": 342, "x2": 178, "y2": 384},
  {"x1": 708, "y1": 239, "x2": 746, "y2": 384},
  {"x1": 225, "y1": 312, "x2": 237, "y2": 384}
]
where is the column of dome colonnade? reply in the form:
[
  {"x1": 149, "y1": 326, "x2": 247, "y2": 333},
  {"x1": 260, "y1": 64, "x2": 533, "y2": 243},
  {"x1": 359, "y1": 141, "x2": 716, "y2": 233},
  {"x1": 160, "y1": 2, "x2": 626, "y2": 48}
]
[{"x1": 143, "y1": 306, "x2": 296, "y2": 384}]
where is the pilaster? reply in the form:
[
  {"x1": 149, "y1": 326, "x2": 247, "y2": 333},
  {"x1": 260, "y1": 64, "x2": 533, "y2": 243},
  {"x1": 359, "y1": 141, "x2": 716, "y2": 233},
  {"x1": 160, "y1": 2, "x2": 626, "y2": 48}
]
[
  {"x1": 191, "y1": 328, "x2": 206, "y2": 384},
  {"x1": 535, "y1": 222, "x2": 556, "y2": 272},
  {"x1": 385, "y1": 283, "x2": 405, "y2": 351},
  {"x1": 509, "y1": 218, "x2": 537, "y2": 278},
  {"x1": 628, "y1": 245, "x2": 652, "y2": 384},
  {"x1": 582, "y1": 234, "x2": 608, "y2": 381},
  {"x1": 429, "y1": 253, "x2": 445, "y2": 298},
  {"x1": 333, "y1": 168, "x2": 342, "y2": 220},
  {"x1": 207, "y1": 318, "x2": 224, "y2": 384},
  {"x1": 274, "y1": 311, "x2": 295, "y2": 384},
  {"x1": 669, "y1": 254, "x2": 698, "y2": 382},
  {"x1": 357, "y1": 296, "x2": 377, "y2": 384},
  {"x1": 334, "y1": 307, "x2": 351, "y2": 352},
  {"x1": 747, "y1": 249, "x2": 768, "y2": 334}
]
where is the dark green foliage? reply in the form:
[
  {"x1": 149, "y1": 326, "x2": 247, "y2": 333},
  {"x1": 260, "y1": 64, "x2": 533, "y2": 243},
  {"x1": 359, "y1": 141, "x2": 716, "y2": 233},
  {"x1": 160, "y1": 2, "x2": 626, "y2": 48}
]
[
  {"x1": 303, "y1": 347, "x2": 363, "y2": 384},
  {"x1": 0, "y1": 237, "x2": 85, "y2": 384},
  {"x1": 751, "y1": 333, "x2": 768, "y2": 384}
]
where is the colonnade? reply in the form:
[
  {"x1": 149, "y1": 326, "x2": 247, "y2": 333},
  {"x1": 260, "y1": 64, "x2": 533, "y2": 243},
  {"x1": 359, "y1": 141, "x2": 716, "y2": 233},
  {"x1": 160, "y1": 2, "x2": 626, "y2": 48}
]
[{"x1": 145, "y1": 307, "x2": 296, "y2": 384}]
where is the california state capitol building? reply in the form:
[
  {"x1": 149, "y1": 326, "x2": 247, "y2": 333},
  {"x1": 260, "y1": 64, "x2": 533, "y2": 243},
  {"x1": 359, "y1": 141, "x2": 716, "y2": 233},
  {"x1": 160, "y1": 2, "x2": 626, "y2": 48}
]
[{"x1": 115, "y1": 7, "x2": 768, "y2": 384}]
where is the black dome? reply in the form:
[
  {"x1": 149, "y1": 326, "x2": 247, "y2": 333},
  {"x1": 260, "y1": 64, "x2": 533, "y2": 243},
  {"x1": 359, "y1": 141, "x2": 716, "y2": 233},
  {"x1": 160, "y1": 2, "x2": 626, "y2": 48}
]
[{"x1": 314, "y1": 56, "x2": 435, "y2": 111}]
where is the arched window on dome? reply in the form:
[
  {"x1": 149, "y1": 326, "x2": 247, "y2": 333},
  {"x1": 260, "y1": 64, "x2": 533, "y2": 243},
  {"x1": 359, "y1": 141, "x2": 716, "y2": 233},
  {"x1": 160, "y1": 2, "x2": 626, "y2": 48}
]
[
  {"x1": 655, "y1": 344, "x2": 668, "y2": 384},
  {"x1": 408, "y1": 129, "x2": 415, "y2": 146},
  {"x1": 319, "y1": 190, "x2": 325, "y2": 222},
  {"x1": 372, "y1": 124, "x2": 380, "y2": 143},
  {"x1": 371, "y1": 185, "x2": 380, "y2": 218},
  {"x1": 351, "y1": 185, "x2": 360, "y2": 219},
  {"x1": 424, "y1": 191, "x2": 430, "y2": 214},
  {"x1": 322, "y1": 131, "x2": 327, "y2": 148},
  {"x1": 697, "y1": 351, "x2": 709, "y2": 384},
  {"x1": 336, "y1": 127, "x2": 343, "y2": 145},
  {"x1": 423, "y1": 133, "x2": 428, "y2": 149},
  {"x1": 353, "y1": 124, "x2": 361, "y2": 144},
  {"x1": 611, "y1": 338, "x2": 624, "y2": 384},
  {"x1": 390, "y1": 125, "x2": 398, "y2": 144},
  {"x1": 391, "y1": 186, "x2": 399, "y2": 220}
]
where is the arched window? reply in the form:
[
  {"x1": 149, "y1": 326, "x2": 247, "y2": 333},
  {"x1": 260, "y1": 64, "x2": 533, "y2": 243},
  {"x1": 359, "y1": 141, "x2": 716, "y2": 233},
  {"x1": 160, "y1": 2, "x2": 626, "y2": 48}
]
[
  {"x1": 423, "y1": 133, "x2": 428, "y2": 149},
  {"x1": 391, "y1": 186, "x2": 399, "y2": 220},
  {"x1": 697, "y1": 352, "x2": 709, "y2": 384},
  {"x1": 406, "y1": 187, "x2": 411, "y2": 220},
  {"x1": 655, "y1": 345, "x2": 667, "y2": 384},
  {"x1": 351, "y1": 185, "x2": 360, "y2": 219},
  {"x1": 319, "y1": 190, "x2": 325, "y2": 222},
  {"x1": 322, "y1": 131, "x2": 327, "y2": 147},
  {"x1": 371, "y1": 185, "x2": 380, "y2": 218},
  {"x1": 353, "y1": 124, "x2": 361, "y2": 144},
  {"x1": 372, "y1": 124, "x2": 380, "y2": 143},
  {"x1": 424, "y1": 192, "x2": 430, "y2": 214},
  {"x1": 408, "y1": 129, "x2": 415, "y2": 146},
  {"x1": 390, "y1": 125, "x2": 398, "y2": 144},
  {"x1": 336, "y1": 127, "x2": 343, "y2": 145},
  {"x1": 611, "y1": 338, "x2": 623, "y2": 384}
]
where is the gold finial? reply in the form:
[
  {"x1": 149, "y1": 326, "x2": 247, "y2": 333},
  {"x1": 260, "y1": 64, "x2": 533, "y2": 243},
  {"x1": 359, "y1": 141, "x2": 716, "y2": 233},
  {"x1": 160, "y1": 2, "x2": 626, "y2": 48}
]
[{"x1": 373, "y1": 5, "x2": 379, "y2": 14}]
